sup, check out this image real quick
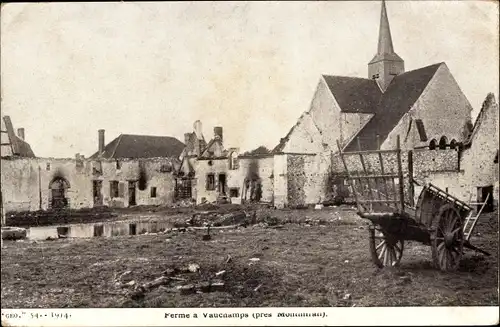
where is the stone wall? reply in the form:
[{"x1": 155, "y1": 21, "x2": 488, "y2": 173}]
[
  {"x1": 1, "y1": 157, "x2": 177, "y2": 213},
  {"x1": 286, "y1": 152, "x2": 331, "y2": 207},
  {"x1": 272, "y1": 154, "x2": 288, "y2": 208}
]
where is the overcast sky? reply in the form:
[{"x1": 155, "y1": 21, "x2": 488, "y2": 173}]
[{"x1": 1, "y1": 1, "x2": 498, "y2": 158}]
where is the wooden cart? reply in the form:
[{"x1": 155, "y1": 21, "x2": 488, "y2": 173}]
[{"x1": 336, "y1": 136, "x2": 490, "y2": 271}]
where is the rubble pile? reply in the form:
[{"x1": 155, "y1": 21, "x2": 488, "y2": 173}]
[{"x1": 116, "y1": 263, "x2": 227, "y2": 301}]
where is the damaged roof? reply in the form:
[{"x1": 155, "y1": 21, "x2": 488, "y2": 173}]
[
  {"x1": 1, "y1": 116, "x2": 36, "y2": 158},
  {"x1": 343, "y1": 63, "x2": 442, "y2": 151},
  {"x1": 463, "y1": 93, "x2": 498, "y2": 149},
  {"x1": 90, "y1": 134, "x2": 185, "y2": 159}
]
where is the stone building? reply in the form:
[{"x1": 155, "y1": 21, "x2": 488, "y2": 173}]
[
  {"x1": 1, "y1": 118, "x2": 182, "y2": 214},
  {"x1": 176, "y1": 121, "x2": 276, "y2": 205}
]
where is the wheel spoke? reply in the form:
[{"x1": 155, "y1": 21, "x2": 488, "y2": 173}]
[
  {"x1": 446, "y1": 249, "x2": 454, "y2": 269},
  {"x1": 437, "y1": 241, "x2": 445, "y2": 252},
  {"x1": 383, "y1": 247, "x2": 389, "y2": 266},
  {"x1": 443, "y1": 249, "x2": 450, "y2": 270},
  {"x1": 439, "y1": 246, "x2": 446, "y2": 269},
  {"x1": 390, "y1": 247, "x2": 397, "y2": 266},
  {"x1": 394, "y1": 242, "x2": 402, "y2": 254},
  {"x1": 378, "y1": 245, "x2": 387, "y2": 260},
  {"x1": 450, "y1": 246, "x2": 460, "y2": 260},
  {"x1": 451, "y1": 226, "x2": 462, "y2": 235},
  {"x1": 448, "y1": 216, "x2": 458, "y2": 233},
  {"x1": 376, "y1": 240, "x2": 386, "y2": 250}
]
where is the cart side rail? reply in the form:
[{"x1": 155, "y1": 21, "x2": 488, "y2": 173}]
[
  {"x1": 336, "y1": 136, "x2": 406, "y2": 217},
  {"x1": 414, "y1": 182, "x2": 472, "y2": 227}
]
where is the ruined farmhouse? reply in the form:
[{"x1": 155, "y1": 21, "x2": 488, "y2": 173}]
[
  {"x1": 1, "y1": 119, "x2": 184, "y2": 213},
  {"x1": 0, "y1": 0, "x2": 498, "y2": 216}
]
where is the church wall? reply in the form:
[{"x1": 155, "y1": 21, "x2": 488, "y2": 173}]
[
  {"x1": 384, "y1": 64, "x2": 473, "y2": 150},
  {"x1": 340, "y1": 113, "x2": 374, "y2": 148},
  {"x1": 281, "y1": 113, "x2": 323, "y2": 154}
]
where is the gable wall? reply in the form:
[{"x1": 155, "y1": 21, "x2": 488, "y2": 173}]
[{"x1": 384, "y1": 64, "x2": 473, "y2": 151}]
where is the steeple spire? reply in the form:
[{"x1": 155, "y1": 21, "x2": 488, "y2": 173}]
[
  {"x1": 377, "y1": 0, "x2": 394, "y2": 55},
  {"x1": 368, "y1": 0, "x2": 404, "y2": 92}
]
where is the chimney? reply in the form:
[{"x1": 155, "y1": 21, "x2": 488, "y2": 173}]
[
  {"x1": 193, "y1": 120, "x2": 203, "y2": 140},
  {"x1": 214, "y1": 126, "x2": 223, "y2": 142},
  {"x1": 184, "y1": 133, "x2": 193, "y2": 154},
  {"x1": 17, "y1": 128, "x2": 25, "y2": 140},
  {"x1": 98, "y1": 129, "x2": 105, "y2": 155}
]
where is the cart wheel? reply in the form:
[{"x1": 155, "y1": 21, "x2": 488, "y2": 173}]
[
  {"x1": 369, "y1": 225, "x2": 404, "y2": 268},
  {"x1": 431, "y1": 204, "x2": 464, "y2": 272}
]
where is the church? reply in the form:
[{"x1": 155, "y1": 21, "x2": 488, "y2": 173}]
[{"x1": 273, "y1": 0, "x2": 474, "y2": 155}]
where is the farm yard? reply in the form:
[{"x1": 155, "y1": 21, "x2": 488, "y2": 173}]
[{"x1": 1, "y1": 204, "x2": 498, "y2": 308}]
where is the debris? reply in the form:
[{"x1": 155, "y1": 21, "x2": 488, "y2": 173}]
[
  {"x1": 343, "y1": 293, "x2": 351, "y2": 300},
  {"x1": 178, "y1": 284, "x2": 196, "y2": 295},
  {"x1": 344, "y1": 260, "x2": 349, "y2": 263},
  {"x1": 197, "y1": 281, "x2": 211, "y2": 292},
  {"x1": 203, "y1": 225, "x2": 212, "y2": 241},
  {"x1": 210, "y1": 280, "x2": 225, "y2": 292},
  {"x1": 225, "y1": 255, "x2": 232, "y2": 264},
  {"x1": 215, "y1": 270, "x2": 226, "y2": 277},
  {"x1": 144, "y1": 276, "x2": 170, "y2": 290},
  {"x1": 162, "y1": 268, "x2": 176, "y2": 276},
  {"x1": 188, "y1": 263, "x2": 200, "y2": 273},
  {"x1": 126, "y1": 280, "x2": 136, "y2": 286},
  {"x1": 249, "y1": 258, "x2": 260, "y2": 262},
  {"x1": 119, "y1": 271, "x2": 132, "y2": 282},
  {"x1": 213, "y1": 211, "x2": 248, "y2": 227},
  {"x1": 314, "y1": 204, "x2": 324, "y2": 210},
  {"x1": 169, "y1": 276, "x2": 187, "y2": 282},
  {"x1": 254, "y1": 284, "x2": 263, "y2": 292}
]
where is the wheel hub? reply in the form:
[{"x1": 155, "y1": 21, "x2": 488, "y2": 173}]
[{"x1": 444, "y1": 232, "x2": 455, "y2": 247}]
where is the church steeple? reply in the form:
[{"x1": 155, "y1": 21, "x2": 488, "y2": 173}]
[{"x1": 368, "y1": 0, "x2": 404, "y2": 92}]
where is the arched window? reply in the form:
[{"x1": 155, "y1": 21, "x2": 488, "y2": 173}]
[
  {"x1": 439, "y1": 136, "x2": 448, "y2": 150},
  {"x1": 449, "y1": 139, "x2": 457, "y2": 150},
  {"x1": 429, "y1": 139, "x2": 437, "y2": 150}
]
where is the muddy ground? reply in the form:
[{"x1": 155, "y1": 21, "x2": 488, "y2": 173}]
[{"x1": 1, "y1": 206, "x2": 498, "y2": 308}]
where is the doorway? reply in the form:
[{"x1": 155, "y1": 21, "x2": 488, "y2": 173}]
[
  {"x1": 92, "y1": 180, "x2": 103, "y2": 206},
  {"x1": 218, "y1": 173, "x2": 227, "y2": 195},
  {"x1": 478, "y1": 185, "x2": 494, "y2": 213},
  {"x1": 128, "y1": 181, "x2": 137, "y2": 206},
  {"x1": 49, "y1": 177, "x2": 70, "y2": 209}
]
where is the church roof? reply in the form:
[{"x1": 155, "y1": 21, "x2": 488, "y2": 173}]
[
  {"x1": 322, "y1": 76, "x2": 381, "y2": 113},
  {"x1": 90, "y1": 134, "x2": 185, "y2": 159},
  {"x1": 343, "y1": 62, "x2": 442, "y2": 151}
]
